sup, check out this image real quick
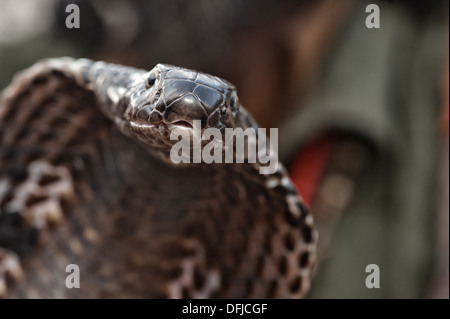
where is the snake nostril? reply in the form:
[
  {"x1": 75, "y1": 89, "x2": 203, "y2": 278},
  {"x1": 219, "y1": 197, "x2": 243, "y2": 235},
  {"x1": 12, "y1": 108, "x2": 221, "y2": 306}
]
[
  {"x1": 135, "y1": 107, "x2": 151, "y2": 122},
  {"x1": 155, "y1": 101, "x2": 165, "y2": 113},
  {"x1": 149, "y1": 112, "x2": 162, "y2": 125}
]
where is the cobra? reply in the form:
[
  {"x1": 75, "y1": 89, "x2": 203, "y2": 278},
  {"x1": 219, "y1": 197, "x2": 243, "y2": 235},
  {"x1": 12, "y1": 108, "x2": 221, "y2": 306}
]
[{"x1": 0, "y1": 58, "x2": 317, "y2": 298}]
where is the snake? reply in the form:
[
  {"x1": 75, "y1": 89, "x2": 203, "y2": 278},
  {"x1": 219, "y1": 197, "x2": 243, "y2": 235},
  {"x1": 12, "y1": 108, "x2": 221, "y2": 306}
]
[{"x1": 0, "y1": 58, "x2": 316, "y2": 298}]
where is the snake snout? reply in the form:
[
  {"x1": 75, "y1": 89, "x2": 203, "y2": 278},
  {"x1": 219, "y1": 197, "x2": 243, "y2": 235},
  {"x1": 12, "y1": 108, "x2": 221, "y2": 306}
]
[
  {"x1": 163, "y1": 94, "x2": 208, "y2": 129},
  {"x1": 132, "y1": 64, "x2": 239, "y2": 135}
]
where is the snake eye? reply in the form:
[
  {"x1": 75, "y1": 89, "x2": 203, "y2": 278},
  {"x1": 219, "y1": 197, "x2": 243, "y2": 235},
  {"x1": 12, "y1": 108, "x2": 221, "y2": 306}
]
[
  {"x1": 146, "y1": 72, "x2": 157, "y2": 88},
  {"x1": 230, "y1": 96, "x2": 236, "y2": 109},
  {"x1": 229, "y1": 92, "x2": 238, "y2": 111}
]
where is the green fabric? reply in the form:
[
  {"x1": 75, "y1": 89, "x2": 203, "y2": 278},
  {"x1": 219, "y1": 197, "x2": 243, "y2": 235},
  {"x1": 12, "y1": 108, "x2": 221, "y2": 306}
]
[{"x1": 279, "y1": 1, "x2": 447, "y2": 298}]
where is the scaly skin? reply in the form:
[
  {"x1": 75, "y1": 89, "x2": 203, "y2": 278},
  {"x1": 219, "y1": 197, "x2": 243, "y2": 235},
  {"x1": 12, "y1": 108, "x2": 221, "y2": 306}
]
[{"x1": 0, "y1": 58, "x2": 316, "y2": 298}]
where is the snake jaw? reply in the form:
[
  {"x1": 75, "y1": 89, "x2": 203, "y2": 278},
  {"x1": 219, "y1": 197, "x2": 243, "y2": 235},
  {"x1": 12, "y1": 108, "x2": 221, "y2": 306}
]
[{"x1": 168, "y1": 121, "x2": 194, "y2": 129}]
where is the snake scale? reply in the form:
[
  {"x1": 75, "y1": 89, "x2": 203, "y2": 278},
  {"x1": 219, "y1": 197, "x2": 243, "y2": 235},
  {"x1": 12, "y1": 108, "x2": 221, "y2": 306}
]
[{"x1": 0, "y1": 58, "x2": 316, "y2": 298}]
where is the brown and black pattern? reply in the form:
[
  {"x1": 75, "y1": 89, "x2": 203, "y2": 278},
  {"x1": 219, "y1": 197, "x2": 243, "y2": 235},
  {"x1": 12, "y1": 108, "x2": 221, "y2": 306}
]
[{"x1": 0, "y1": 58, "x2": 316, "y2": 298}]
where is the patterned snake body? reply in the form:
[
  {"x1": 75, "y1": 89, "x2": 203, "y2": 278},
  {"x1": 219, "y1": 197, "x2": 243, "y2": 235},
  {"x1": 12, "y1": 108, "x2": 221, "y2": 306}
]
[{"x1": 0, "y1": 58, "x2": 316, "y2": 298}]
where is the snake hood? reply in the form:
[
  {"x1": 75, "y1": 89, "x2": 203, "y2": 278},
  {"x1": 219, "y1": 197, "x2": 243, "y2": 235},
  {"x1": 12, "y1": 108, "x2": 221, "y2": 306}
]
[{"x1": 0, "y1": 57, "x2": 316, "y2": 298}]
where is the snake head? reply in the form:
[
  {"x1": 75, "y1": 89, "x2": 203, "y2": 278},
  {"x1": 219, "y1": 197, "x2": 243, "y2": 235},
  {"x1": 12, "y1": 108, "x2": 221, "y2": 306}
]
[{"x1": 126, "y1": 64, "x2": 239, "y2": 148}]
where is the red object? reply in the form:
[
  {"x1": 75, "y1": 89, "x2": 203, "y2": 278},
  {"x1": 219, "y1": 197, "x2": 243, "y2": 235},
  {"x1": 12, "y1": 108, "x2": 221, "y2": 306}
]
[{"x1": 288, "y1": 133, "x2": 336, "y2": 207}]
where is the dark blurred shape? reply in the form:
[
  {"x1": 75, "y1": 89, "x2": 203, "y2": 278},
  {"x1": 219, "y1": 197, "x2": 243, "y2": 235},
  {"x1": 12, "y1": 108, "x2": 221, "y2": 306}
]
[
  {"x1": 50, "y1": 0, "x2": 335, "y2": 128},
  {"x1": 54, "y1": 0, "x2": 105, "y2": 52},
  {"x1": 281, "y1": 0, "x2": 448, "y2": 298},
  {"x1": 1, "y1": 0, "x2": 345, "y2": 128}
]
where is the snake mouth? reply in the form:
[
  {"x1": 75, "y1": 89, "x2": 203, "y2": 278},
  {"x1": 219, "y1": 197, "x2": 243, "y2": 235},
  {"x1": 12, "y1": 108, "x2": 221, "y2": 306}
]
[
  {"x1": 130, "y1": 120, "x2": 194, "y2": 131},
  {"x1": 168, "y1": 120, "x2": 193, "y2": 129}
]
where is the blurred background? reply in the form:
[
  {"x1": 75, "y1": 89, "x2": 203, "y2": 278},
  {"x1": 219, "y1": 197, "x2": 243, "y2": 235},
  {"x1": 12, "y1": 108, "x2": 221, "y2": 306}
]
[{"x1": 0, "y1": 0, "x2": 448, "y2": 298}]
